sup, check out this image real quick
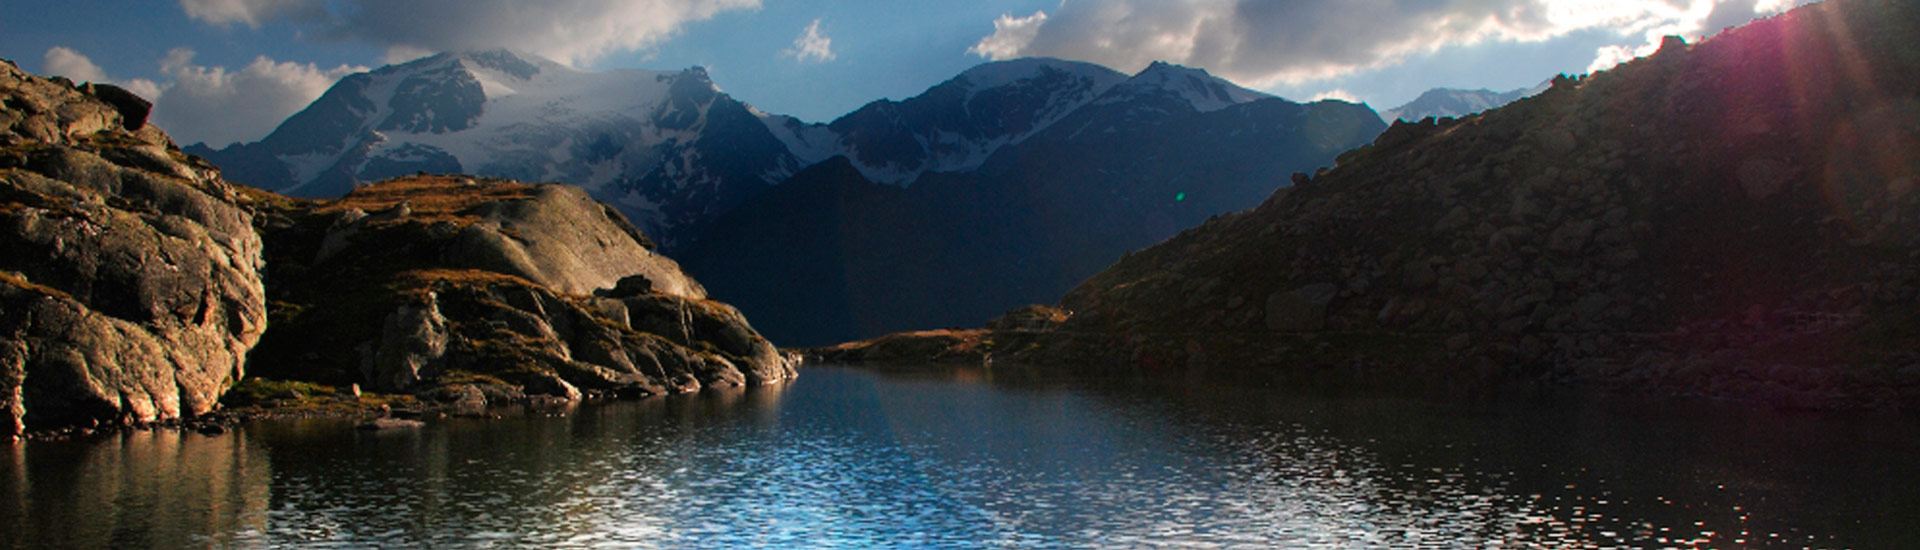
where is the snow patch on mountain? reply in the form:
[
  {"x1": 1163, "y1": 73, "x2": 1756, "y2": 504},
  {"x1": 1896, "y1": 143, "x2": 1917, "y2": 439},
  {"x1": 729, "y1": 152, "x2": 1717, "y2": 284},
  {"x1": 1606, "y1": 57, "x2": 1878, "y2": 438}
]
[
  {"x1": 955, "y1": 57, "x2": 1126, "y2": 102},
  {"x1": 1104, "y1": 61, "x2": 1271, "y2": 113},
  {"x1": 755, "y1": 111, "x2": 840, "y2": 165}
]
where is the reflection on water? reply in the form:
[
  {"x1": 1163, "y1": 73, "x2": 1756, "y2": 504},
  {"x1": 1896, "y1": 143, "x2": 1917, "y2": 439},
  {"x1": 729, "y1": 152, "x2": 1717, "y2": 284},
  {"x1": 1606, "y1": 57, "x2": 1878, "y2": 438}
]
[
  {"x1": 2, "y1": 364, "x2": 1917, "y2": 548},
  {"x1": 1, "y1": 428, "x2": 271, "y2": 548}
]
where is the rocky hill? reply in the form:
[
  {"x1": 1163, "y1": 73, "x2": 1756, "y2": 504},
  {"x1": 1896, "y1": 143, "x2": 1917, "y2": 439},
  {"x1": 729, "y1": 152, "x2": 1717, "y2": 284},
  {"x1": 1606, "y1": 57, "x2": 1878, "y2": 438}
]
[
  {"x1": 827, "y1": 0, "x2": 1920, "y2": 410},
  {"x1": 1, "y1": 59, "x2": 795, "y2": 437},
  {"x1": 684, "y1": 64, "x2": 1383, "y2": 345},
  {"x1": 1, "y1": 60, "x2": 266, "y2": 436}
]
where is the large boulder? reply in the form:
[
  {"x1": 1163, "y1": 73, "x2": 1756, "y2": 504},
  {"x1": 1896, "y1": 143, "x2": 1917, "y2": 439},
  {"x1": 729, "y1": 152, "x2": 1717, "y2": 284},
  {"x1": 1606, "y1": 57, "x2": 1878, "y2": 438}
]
[
  {"x1": 0, "y1": 60, "x2": 266, "y2": 436},
  {"x1": 243, "y1": 175, "x2": 793, "y2": 401},
  {"x1": 313, "y1": 178, "x2": 698, "y2": 297}
]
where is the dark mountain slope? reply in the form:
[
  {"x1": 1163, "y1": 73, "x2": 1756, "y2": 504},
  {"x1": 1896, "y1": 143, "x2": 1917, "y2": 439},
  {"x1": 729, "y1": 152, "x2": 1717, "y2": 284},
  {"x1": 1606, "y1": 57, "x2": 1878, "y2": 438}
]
[{"x1": 833, "y1": 0, "x2": 1920, "y2": 410}]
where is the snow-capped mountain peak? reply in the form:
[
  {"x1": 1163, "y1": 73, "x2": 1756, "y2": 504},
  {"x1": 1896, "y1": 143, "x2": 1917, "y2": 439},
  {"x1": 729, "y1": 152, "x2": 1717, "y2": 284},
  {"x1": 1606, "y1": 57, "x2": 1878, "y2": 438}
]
[
  {"x1": 188, "y1": 49, "x2": 792, "y2": 251},
  {"x1": 1380, "y1": 79, "x2": 1551, "y2": 123},
  {"x1": 1109, "y1": 61, "x2": 1271, "y2": 112},
  {"x1": 953, "y1": 57, "x2": 1128, "y2": 101}
]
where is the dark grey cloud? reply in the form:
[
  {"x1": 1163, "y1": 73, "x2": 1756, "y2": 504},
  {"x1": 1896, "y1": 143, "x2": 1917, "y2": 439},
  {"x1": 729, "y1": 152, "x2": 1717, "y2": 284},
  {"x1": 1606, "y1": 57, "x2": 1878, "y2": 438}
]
[{"x1": 180, "y1": 0, "x2": 761, "y2": 65}]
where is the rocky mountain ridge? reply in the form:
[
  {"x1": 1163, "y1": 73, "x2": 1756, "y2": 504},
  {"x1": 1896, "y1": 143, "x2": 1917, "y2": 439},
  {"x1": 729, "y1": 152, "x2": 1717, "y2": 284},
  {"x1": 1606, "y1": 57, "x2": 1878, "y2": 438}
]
[{"x1": 779, "y1": 57, "x2": 1133, "y2": 185}]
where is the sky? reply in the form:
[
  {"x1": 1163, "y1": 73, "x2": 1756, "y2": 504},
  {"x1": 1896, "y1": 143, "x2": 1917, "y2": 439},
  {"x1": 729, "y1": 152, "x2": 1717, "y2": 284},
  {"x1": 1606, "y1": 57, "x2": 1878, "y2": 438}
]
[{"x1": 1, "y1": 0, "x2": 1813, "y2": 148}]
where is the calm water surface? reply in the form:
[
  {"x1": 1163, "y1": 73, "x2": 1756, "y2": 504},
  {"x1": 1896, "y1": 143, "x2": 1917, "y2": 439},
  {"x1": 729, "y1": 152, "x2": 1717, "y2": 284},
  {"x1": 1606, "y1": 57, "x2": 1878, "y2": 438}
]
[{"x1": 3, "y1": 364, "x2": 1917, "y2": 548}]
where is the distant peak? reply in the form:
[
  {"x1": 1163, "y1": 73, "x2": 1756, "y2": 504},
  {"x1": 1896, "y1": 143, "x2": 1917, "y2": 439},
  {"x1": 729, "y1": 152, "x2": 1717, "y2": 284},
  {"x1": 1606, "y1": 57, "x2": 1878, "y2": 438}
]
[
  {"x1": 458, "y1": 49, "x2": 544, "y2": 80},
  {"x1": 1115, "y1": 60, "x2": 1270, "y2": 111},
  {"x1": 461, "y1": 48, "x2": 521, "y2": 60},
  {"x1": 955, "y1": 57, "x2": 1126, "y2": 92},
  {"x1": 1132, "y1": 60, "x2": 1213, "y2": 79}
]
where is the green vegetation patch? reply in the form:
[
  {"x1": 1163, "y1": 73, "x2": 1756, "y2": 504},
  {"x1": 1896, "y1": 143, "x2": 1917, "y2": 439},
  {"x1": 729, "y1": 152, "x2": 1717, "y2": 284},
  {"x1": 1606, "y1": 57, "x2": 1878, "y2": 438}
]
[
  {"x1": 321, "y1": 175, "x2": 537, "y2": 225},
  {"x1": 0, "y1": 270, "x2": 72, "y2": 301},
  {"x1": 222, "y1": 377, "x2": 415, "y2": 412}
]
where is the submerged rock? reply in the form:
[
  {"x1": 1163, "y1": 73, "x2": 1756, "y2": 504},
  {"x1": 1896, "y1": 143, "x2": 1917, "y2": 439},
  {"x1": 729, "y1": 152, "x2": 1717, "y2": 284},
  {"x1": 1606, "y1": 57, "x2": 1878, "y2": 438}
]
[
  {"x1": 0, "y1": 60, "x2": 266, "y2": 436},
  {"x1": 356, "y1": 417, "x2": 425, "y2": 430}
]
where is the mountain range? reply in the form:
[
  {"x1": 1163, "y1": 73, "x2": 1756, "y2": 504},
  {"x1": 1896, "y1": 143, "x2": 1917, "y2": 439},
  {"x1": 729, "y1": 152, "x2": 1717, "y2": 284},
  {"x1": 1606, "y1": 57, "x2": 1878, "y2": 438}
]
[
  {"x1": 682, "y1": 61, "x2": 1382, "y2": 344},
  {"x1": 187, "y1": 50, "x2": 799, "y2": 250},
  {"x1": 190, "y1": 52, "x2": 1386, "y2": 345}
]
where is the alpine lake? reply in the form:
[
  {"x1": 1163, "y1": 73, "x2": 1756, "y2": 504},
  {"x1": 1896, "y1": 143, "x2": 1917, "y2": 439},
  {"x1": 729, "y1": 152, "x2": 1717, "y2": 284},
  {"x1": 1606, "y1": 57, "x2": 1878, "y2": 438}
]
[{"x1": 4, "y1": 364, "x2": 1917, "y2": 548}]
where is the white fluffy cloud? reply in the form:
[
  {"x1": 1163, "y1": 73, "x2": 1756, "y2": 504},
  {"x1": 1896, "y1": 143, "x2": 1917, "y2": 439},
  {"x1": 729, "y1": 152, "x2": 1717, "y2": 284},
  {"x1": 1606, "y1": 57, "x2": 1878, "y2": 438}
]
[
  {"x1": 1582, "y1": 0, "x2": 1815, "y2": 73},
  {"x1": 42, "y1": 47, "x2": 166, "y2": 103},
  {"x1": 971, "y1": 0, "x2": 1815, "y2": 87},
  {"x1": 40, "y1": 46, "x2": 363, "y2": 147},
  {"x1": 1308, "y1": 89, "x2": 1360, "y2": 103},
  {"x1": 42, "y1": 47, "x2": 109, "y2": 83},
  {"x1": 179, "y1": 0, "x2": 761, "y2": 66},
  {"x1": 968, "y1": 11, "x2": 1048, "y2": 61},
  {"x1": 178, "y1": 0, "x2": 326, "y2": 27},
  {"x1": 153, "y1": 48, "x2": 366, "y2": 147},
  {"x1": 782, "y1": 19, "x2": 837, "y2": 63}
]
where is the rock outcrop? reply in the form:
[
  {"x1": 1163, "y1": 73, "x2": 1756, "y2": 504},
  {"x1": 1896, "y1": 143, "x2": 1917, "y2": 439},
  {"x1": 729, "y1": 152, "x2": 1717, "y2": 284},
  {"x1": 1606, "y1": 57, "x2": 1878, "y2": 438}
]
[
  {"x1": 821, "y1": 0, "x2": 1920, "y2": 410},
  {"x1": 0, "y1": 60, "x2": 268, "y2": 437},
  {"x1": 242, "y1": 175, "x2": 795, "y2": 406}
]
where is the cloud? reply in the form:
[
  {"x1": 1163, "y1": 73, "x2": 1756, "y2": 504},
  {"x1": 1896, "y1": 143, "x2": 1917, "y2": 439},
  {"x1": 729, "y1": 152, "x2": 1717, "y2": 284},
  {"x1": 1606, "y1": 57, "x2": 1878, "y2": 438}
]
[
  {"x1": 380, "y1": 45, "x2": 438, "y2": 66},
  {"x1": 969, "y1": 0, "x2": 1816, "y2": 87},
  {"x1": 781, "y1": 18, "x2": 837, "y2": 63},
  {"x1": 151, "y1": 48, "x2": 366, "y2": 147},
  {"x1": 179, "y1": 0, "x2": 327, "y2": 27},
  {"x1": 1308, "y1": 89, "x2": 1360, "y2": 103},
  {"x1": 967, "y1": 11, "x2": 1048, "y2": 60},
  {"x1": 181, "y1": 0, "x2": 761, "y2": 66},
  {"x1": 1587, "y1": 44, "x2": 1646, "y2": 75},
  {"x1": 41, "y1": 47, "x2": 166, "y2": 102},
  {"x1": 42, "y1": 47, "x2": 109, "y2": 83},
  {"x1": 1584, "y1": 0, "x2": 1815, "y2": 73},
  {"x1": 39, "y1": 46, "x2": 365, "y2": 147}
]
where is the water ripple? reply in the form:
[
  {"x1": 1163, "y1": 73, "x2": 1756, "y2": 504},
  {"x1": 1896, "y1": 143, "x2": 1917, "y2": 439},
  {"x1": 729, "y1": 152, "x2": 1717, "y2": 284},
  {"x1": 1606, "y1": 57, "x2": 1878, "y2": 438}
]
[{"x1": 4, "y1": 366, "x2": 1914, "y2": 548}]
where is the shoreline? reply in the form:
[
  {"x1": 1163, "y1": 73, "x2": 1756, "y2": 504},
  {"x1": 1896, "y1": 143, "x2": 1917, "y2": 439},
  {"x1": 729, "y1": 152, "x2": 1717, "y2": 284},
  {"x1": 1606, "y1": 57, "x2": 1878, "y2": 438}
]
[{"x1": 800, "y1": 327, "x2": 1920, "y2": 414}]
